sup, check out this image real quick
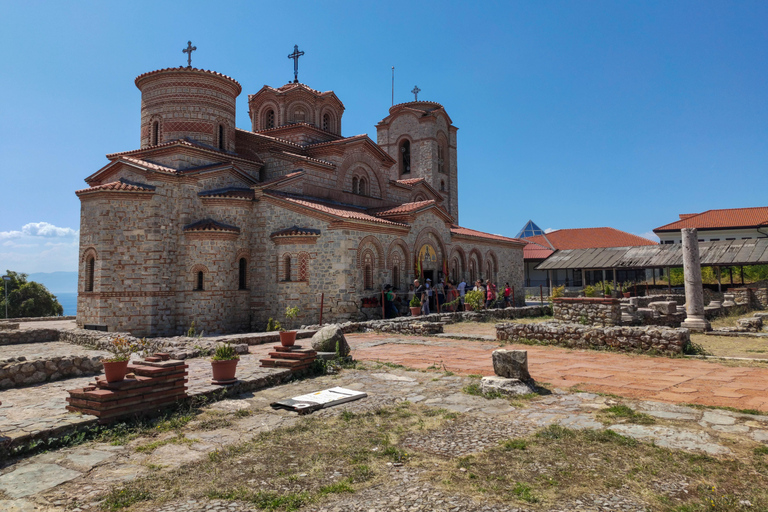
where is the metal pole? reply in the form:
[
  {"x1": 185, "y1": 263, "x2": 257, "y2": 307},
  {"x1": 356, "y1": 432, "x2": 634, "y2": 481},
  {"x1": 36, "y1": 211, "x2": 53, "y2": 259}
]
[
  {"x1": 539, "y1": 285, "x2": 543, "y2": 305},
  {"x1": 512, "y1": 287, "x2": 515, "y2": 308},
  {"x1": 381, "y1": 290, "x2": 386, "y2": 319},
  {"x1": 391, "y1": 66, "x2": 395, "y2": 106}
]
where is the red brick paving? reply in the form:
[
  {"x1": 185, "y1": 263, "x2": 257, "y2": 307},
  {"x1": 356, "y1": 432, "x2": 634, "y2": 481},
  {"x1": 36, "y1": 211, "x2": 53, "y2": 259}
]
[{"x1": 346, "y1": 333, "x2": 768, "y2": 412}]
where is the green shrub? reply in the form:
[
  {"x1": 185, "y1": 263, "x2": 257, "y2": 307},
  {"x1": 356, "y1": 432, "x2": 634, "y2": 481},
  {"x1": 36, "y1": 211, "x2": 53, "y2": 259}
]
[
  {"x1": 464, "y1": 289, "x2": 485, "y2": 310},
  {"x1": 409, "y1": 295, "x2": 421, "y2": 307},
  {"x1": 211, "y1": 343, "x2": 239, "y2": 361}
]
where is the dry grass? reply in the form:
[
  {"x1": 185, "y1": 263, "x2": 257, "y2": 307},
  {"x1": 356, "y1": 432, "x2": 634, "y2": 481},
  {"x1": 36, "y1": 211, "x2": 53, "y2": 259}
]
[
  {"x1": 692, "y1": 334, "x2": 768, "y2": 360},
  {"x1": 100, "y1": 401, "x2": 768, "y2": 512},
  {"x1": 709, "y1": 308, "x2": 756, "y2": 329},
  {"x1": 443, "y1": 317, "x2": 552, "y2": 337}
]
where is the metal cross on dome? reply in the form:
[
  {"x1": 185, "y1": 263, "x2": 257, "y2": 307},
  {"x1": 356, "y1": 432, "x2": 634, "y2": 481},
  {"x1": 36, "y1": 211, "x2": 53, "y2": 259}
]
[
  {"x1": 411, "y1": 85, "x2": 421, "y2": 101},
  {"x1": 182, "y1": 41, "x2": 197, "y2": 68},
  {"x1": 288, "y1": 45, "x2": 305, "y2": 83}
]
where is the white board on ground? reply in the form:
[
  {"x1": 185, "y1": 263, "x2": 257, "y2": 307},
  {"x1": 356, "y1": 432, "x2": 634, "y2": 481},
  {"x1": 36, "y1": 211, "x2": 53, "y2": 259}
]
[{"x1": 271, "y1": 387, "x2": 367, "y2": 414}]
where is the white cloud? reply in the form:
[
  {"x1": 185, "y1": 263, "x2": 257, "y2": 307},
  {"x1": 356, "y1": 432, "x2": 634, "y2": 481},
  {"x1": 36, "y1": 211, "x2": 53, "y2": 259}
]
[
  {"x1": 0, "y1": 222, "x2": 79, "y2": 273},
  {"x1": 638, "y1": 231, "x2": 660, "y2": 242},
  {"x1": 544, "y1": 228, "x2": 557, "y2": 234}
]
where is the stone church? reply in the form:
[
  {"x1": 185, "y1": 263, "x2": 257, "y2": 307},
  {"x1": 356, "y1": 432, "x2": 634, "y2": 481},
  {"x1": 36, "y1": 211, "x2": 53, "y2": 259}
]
[{"x1": 76, "y1": 57, "x2": 525, "y2": 336}]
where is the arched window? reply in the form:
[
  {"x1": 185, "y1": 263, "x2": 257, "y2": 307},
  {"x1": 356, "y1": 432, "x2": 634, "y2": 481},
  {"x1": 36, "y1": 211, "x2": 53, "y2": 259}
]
[
  {"x1": 451, "y1": 259, "x2": 458, "y2": 281},
  {"x1": 400, "y1": 140, "x2": 411, "y2": 175},
  {"x1": 322, "y1": 113, "x2": 330, "y2": 131},
  {"x1": 238, "y1": 258, "x2": 247, "y2": 290},
  {"x1": 293, "y1": 107, "x2": 306, "y2": 123},
  {"x1": 393, "y1": 264, "x2": 400, "y2": 290},
  {"x1": 298, "y1": 253, "x2": 309, "y2": 282},
  {"x1": 469, "y1": 260, "x2": 477, "y2": 284},
  {"x1": 364, "y1": 264, "x2": 373, "y2": 290},
  {"x1": 218, "y1": 124, "x2": 225, "y2": 151},
  {"x1": 151, "y1": 121, "x2": 159, "y2": 145},
  {"x1": 352, "y1": 177, "x2": 358, "y2": 195},
  {"x1": 85, "y1": 256, "x2": 95, "y2": 292},
  {"x1": 283, "y1": 254, "x2": 292, "y2": 281},
  {"x1": 265, "y1": 109, "x2": 275, "y2": 129},
  {"x1": 359, "y1": 177, "x2": 367, "y2": 196},
  {"x1": 438, "y1": 145, "x2": 445, "y2": 173},
  {"x1": 440, "y1": 180, "x2": 445, "y2": 192},
  {"x1": 195, "y1": 271, "x2": 204, "y2": 291}
]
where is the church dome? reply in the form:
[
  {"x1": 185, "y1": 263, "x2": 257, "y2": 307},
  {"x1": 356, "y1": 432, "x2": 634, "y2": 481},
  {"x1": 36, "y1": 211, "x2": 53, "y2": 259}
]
[{"x1": 135, "y1": 67, "x2": 241, "y2": 152}]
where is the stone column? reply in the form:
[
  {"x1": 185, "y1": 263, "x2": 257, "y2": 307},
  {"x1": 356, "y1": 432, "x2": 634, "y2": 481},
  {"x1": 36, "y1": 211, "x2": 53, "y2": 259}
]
[{"x1": 681, "y1": 228, "x2": 711, "y2": 332}]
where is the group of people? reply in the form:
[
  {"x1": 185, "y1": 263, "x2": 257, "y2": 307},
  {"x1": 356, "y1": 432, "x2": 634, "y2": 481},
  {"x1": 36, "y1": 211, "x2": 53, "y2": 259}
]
[{"x1": 382, "y1": 277, "x2": 514, "y2": 318}]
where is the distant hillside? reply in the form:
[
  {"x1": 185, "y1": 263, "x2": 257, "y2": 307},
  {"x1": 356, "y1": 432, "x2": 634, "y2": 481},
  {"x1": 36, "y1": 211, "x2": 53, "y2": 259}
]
[{"x1": 27, "y1": 271, "x2": 78, "y2": 293}]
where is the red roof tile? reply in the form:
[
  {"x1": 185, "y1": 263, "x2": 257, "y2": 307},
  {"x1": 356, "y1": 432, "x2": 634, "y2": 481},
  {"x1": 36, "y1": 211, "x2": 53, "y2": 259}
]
[
  {"x1": 450, "y1": 226, "x2": 526, "y2": 244},
  {"x1": 134, "y1": 67, "x2": 241, "y2": 94},
  {"x1": 395, "y1": 178, "x2": 427, "y2": 186},
  {"x1": 654, "y1": 207, "x2": 768, "y2": 232},
  {"x1": 198, "y1": 187, "x2": 255, "y2": 199},
  {"x1": 76, "y1": 179, "x2": 155, "y2": 195},
  {"x1": 266, "y1": 192, "x2": 407, "y2": 227},
  {"x1": 120, "y1": 156, "x2": 178, "y2": 174},
  {"x1": 270, "y1": 226, "x2": 321, "y2": 238},
  {"x1": 526, "y1": 228, "x2": 657, "y2": 250},
  {"x1": 524, "y1": 242, "x2": 555, "y2": 260},
  {"x1": 372, "y1": 200, "x2": 436, "y2": 217},
  {"x1": 183, "y1": 219, "x2": 240, "y2": 233}
]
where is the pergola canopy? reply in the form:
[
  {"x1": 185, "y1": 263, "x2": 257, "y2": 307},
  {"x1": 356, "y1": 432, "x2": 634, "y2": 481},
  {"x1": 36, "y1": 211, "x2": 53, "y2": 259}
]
[{"x1": 535, "y1": 238, "x2": 768, "y2": 271}]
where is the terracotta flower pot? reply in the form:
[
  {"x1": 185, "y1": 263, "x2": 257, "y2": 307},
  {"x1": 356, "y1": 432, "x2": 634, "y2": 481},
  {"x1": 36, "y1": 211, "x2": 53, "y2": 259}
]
[
  {"x1": 211, "y1": 359, "x2": 238, "y2": 383},
  {"x1": 410, "y1": 306, "x2": 421, "y2": 316},
  {"x1": 102, "y1": 360, "x2": 129, "y2": 383},
  {"x1": 623, "y1": 292, "x2": 631, "y2": 298},
  {"x1": 464, "y1": 304, "x2": 473, "y2": 311},
  {"x1": 279, "y1": 330, "x2": 297, "y2": 347}
]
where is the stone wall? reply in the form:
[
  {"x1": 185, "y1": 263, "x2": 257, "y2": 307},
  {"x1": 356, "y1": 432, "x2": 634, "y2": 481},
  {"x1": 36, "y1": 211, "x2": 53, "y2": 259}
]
[
  {"x1": 5, "y1": 315, "x2": 76, "y2": 323},
  {"x1": 728, "y1": 287, "x2": 768, "y2": 309},
  {"x1": 0, "y1": 323, "x2": 19, "y2": 331},
  {"x1": 0, "y1": 329, "x2": 60, "y2": 346},
  {"x1": 0, "y1": 354, "x2": 102, "y2": 389},
  {"x1": 553, "y1": 298, "x2": 621, "y2": 326},
  {"x1": 496, "y1": 322, "x2": 690, "y2": 355}
]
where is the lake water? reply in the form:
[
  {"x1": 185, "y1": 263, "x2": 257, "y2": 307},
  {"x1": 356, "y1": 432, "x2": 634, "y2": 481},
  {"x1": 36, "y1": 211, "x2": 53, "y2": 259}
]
[{"x1": 54, "y1": 292, "x2": 78, "y2": 316}]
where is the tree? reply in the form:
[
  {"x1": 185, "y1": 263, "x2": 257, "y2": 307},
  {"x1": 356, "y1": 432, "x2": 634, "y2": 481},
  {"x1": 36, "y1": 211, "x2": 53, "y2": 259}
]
[{"x1": 0, "y1": 270, "x2": 64, "y2": 318}]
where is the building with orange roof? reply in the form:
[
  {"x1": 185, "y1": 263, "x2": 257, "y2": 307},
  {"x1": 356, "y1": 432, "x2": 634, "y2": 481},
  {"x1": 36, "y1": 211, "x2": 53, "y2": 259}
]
[
  {"x1": 654, "y1": 207, "x2": 768, "y2": 244},
  {"x1": 516, "y1": 223, "x2": 657, "y2": 288},
  {"x1": 75, "y1": 52, "x2": 526, "y2": 336}
]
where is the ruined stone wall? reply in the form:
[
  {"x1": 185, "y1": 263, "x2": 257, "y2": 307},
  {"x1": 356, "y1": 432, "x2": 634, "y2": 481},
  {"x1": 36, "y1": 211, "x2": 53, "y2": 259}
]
[
  {"x1": 553, "y1": 298, "x2": 621, "y2": 326},
  {"x1": 0, "y1": 329, "x2": 60, "y2": 346},
  {"x1": 0, "y1": 355, "x2": 102, "y2": 389},
  {"x1": 729, "y1": 287, "x2": 768, "y2": 309},
  {"x1": 497, "y1": 322, "x2": 689, "y2": 355}
]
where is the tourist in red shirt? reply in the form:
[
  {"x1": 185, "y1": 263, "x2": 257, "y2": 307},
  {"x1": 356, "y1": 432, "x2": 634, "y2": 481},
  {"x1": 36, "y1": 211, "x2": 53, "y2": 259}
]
[{"x1": 485, "y1": 280, "x2": 497, "y2": 309}]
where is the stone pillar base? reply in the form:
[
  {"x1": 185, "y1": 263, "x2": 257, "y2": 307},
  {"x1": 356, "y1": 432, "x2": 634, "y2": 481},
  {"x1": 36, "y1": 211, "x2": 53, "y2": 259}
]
[{"x1": 681, "y1": 316, "x2": 711, "y2": 332}]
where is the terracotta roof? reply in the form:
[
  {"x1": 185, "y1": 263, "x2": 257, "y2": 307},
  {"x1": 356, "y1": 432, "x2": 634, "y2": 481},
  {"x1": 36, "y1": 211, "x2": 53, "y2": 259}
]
[
  {"x1": 527, "y1": 228, "x2": 657, "y2": 250},
  {"x1": 450, "y1": 226, "x2": 526, "y2": 244},
  {"x1": 395, "y1": 178, "x2": 427, "y2": 186},
  {"x1": 305, "y1": 134, "x2": 368, "y2": 148},
  {"x1": 120, "y1": 156, "x2": 178, "y2": 174},
  {"x1": 134, "y1": 67, "x2": 241, "y2": 94},
  {"x1": 198, "y1": 187, "x2": 255, "y2": 199},
  {"x1": 654, "y1": 207, "x2": 768, "y2": 232},
  {"x1": 76, "y1": 178, "x2": 155, "y2": 195},
  {"x1": 388, "y1": 101, "x2": 445, "y2": 114},
  {"x1": 276, "y1": 82, "x2": 329, "y2": 95},
  {"x1": 183, "y1": 219, "x2": 240, "y2": 233},
  {"x1": 372, "y1": 200, "x2": 437, "y2": 217},
  {"x1": 524, "y1": 241, "x2": 555, "y2": 260},
  {"x1": 266, "y1": 192, "x2": 407, "y2": 227},
  {"x1": 270, "y1": 226, "x2": 321, "y2": 238},
  {"x1": 274, "y1": 150, "x2": 335, "y2": 168}
]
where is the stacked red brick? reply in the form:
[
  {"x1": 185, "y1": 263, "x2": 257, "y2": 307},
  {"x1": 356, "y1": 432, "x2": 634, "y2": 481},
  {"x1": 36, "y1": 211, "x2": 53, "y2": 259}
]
[
  {"x1": 66, "y1": 356, "x2": 187, "y2": 424},
  {"x1": 260, "y1": 345, "x2": 316, "y2": 371}
]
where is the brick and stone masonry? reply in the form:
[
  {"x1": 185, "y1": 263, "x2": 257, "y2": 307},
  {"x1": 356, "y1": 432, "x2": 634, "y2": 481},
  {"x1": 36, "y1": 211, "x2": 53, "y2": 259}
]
[
  {"x1": 553, "y1": 297, "x2": 621, "y2": 326},
  {"x1": 66, "y1": 356, "x2": 187, "y2": 424},
  {"x1": 496, "y1": 322, "x2": 690, "y2": 355}
]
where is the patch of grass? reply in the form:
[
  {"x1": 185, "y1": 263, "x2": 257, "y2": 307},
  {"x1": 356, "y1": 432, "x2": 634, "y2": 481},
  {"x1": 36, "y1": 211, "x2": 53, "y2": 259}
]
[
  {"x1": 101, "y1": 484, "x2": 152, "y2": 511},
  {"x1": 755, "y1": 445, "x2": 768, "y2": 456},
  {"x1": 462, "y1": 381, "x2": 505, "y2": 400},
  {"x1": 535, "y1": 424, "x2": 575, "y2": 440},
  {"x1": 598, "y1": 404, "x2": 656, "y2": 425},
  {"x1": 682, "y1": 403, "x2": 762, "y2": 416},
  {"x1": 234, "y1": 408, "x2": 253, "y2": 418},
  {"x1": 134, "y1": 434, "x2": 194, "y2": 453},
  {"x1": 511, "y1": 481, "x2": 539, "y2": 503},
  {"x1": 207, "y1": 488, "x2": 309, "y2": 511},
  {"x1": 197, "y1": 416, "x2": 233, "y2": 431},
  {"x1": 683, "y1": 340, "x2": 710, "y2": 356},
  {"x1": 318, "y1": 479, "x2": 355, "y2": 496},
  {"x1": 501, "y1": 439, "x2": 527, "y2": 451}
]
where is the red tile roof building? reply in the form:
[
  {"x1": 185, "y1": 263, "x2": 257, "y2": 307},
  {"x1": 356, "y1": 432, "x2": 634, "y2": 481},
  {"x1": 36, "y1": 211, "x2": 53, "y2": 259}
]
[
  {"x1": 654, "y1": 207, "x2": 768, "y2": 244},
  {"x1": 76, "y1": 61, "x2": 526, "y2": 336}
]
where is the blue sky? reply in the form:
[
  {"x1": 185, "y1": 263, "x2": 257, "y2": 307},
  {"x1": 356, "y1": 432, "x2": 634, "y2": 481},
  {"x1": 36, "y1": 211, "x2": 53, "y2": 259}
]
[{"x1": 1, "y1": 0, "x2": 767, "y2": 273}]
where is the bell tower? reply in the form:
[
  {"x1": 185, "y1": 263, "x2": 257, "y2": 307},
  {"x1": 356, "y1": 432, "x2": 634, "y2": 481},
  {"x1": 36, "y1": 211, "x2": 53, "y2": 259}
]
[{"x1": 376, "y1": 98, "x2": 459, "y2": 223}]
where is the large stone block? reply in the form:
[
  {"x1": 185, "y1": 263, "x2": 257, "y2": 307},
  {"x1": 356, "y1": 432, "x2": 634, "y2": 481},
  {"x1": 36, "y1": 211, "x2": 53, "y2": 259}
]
[
  {"x1": 310, "y1": 324, "x2": 350, "y2": 356},
  {"x1": 648, "y1": 301, "x2": 677, "y2": 315},
  {"x1": 491, "y1": 349, "x2": 530, "y2": 381},
  {"x1": 481, "y1": 376, "x2": 537, "y2": 396}
]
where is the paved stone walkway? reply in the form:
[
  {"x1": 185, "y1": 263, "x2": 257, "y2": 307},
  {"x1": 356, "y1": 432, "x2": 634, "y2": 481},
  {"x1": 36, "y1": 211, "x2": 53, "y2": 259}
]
[
  {"x1": 2, "y1": 367, "x2": 765, "y2": 512},
  {"x1": 0, "y1": 349, "x2": 290, "y2": 450},
  {"x1": 346, "y1": 333, "x2": 768, "y2": 412},
  {"x1": 0, "y1": 341, "x2": 108, "y2": 361}
]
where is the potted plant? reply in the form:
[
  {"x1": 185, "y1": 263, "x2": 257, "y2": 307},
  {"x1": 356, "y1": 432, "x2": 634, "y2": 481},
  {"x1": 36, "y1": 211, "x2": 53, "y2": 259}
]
[
  {"x1": 622, "y1": 282, "x2": 631, "y2": 298},
  {"x1": 211, "y1": 343, "x2": 239, "y2": 384},
  {"x1": 464, "y1": 290, "x2": 485, "y2": 311},
  {"x1": 102, "y1": 335, "x2": 134, "y2": 383},
  {"x1": 279, "y1": 306, "x2": 300, "y2": 347},
  {"x1": 409, "y1": 295, "x2": 421, "y2": 316}
]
